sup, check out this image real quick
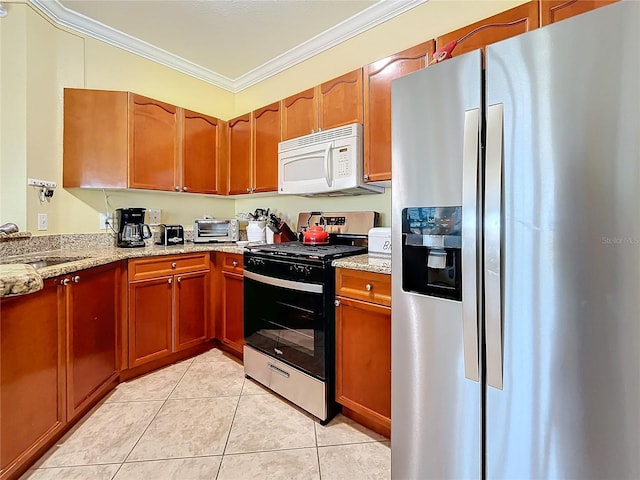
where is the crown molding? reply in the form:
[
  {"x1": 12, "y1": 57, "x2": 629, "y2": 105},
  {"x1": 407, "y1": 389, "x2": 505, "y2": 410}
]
[{"x1": 28, "y1": 0, "x2": 427, "y2": 93}]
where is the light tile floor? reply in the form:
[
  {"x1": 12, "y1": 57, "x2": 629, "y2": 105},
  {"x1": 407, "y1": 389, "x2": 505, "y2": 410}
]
[{"x1": 21, "y1": 348, "x2": 390, "y2": 480}]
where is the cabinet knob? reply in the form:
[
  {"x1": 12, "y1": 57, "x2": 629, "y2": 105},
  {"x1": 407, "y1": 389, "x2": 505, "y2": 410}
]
[
  {"x1": 232, "y1": 261, "x2": 238, "y2": 267},
  {"x1": 60, "y1": 278, "x2": 70, "y2": 286},
  {"x1": 183, "y1": 186, "x2": 188, "y2": 192},
  {"x1": 177, "y1": 276, "x2": 181, "y2": 283},
  {"x1": 364, "y1": 174, "x2": 369, "y2": 181},
  {"x1": 334, "y1": 299, "x2": 341, "y2": 307},
  {"x1": 365, "y1": 283, "x2": 373, "y2": 291},
  {"x1": 72, "y1": 275, "x2": 80, "y2": 283},
  {"x1": 168, "y1": 278, "x2": 172, "y2": 284},
  {"x1": 175, "y1": 186, "x2": 180, "y2": 191},
  {"x1": 246, "y1": 187, "x2": 251, "y2": 193},
  {"x1": 171, "y1": 262, "x2": 177, "y2": 268}
]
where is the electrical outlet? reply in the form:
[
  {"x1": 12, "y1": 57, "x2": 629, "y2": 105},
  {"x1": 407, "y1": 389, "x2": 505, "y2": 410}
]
[
  {"x1": 38, "y1": 213, "x2": 48, "y2": 231},
  {"x1": 147, "y1": 208, "x2": 161, "y2": 226},
  {"x1": 99, "y1": 212, "x2": 113, "y2": 230}
]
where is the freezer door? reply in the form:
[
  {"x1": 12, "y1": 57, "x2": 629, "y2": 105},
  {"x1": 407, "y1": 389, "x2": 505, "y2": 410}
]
[
  {"x1": 391, "y1": 50, "x2": 482, "y2": 479},
  {"x1": 485, "y1": 2, "x2": 640, "y2": 478}
]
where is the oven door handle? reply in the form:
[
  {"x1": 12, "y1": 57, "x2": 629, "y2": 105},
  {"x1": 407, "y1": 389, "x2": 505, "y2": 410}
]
[{"x1": 244, "y1": 270, "x2": 324, "y2": 294}]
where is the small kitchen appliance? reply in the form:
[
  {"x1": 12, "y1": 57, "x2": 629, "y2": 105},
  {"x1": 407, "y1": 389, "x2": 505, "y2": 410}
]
[
  {"x1": 243, "y1": 211, "x2": 379, "y2": 424},
  {"x1": 157, "y1": 224, "x2": 184, "y2": 246},
  {"x1": 193, "y1": 218, "x2": 239, "y2": 243},
  {"x1": 116, "y1": 207, "x2": 152, "y2": 248}
]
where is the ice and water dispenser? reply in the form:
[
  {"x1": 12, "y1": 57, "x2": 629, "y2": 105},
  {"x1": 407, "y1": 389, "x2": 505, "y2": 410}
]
[{"x1": 401, "y1": 206, "x2": 462, "y2": 301}]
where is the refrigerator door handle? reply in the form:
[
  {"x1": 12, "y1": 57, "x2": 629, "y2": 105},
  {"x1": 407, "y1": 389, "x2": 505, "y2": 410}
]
[
  {"x1": 485, "y1": 103, "x2": 504, "y2": 390},
  {"x1": 462, "y1": 108, "x2": 480, "y2": 382}
]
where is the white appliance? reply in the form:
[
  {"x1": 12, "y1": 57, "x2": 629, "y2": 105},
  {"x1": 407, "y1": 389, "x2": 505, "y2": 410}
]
[
  {"x1": 391, "y1": 2, "x2": 640, "y2": 479},
  {"x1": 278, "y1": 123, "x2": 384, "y2": 196}
]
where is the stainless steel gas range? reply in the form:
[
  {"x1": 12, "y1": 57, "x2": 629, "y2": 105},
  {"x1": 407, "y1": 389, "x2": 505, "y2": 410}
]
[{"x1": 243, "y1": 211, "x2": 378, "y2": 424}]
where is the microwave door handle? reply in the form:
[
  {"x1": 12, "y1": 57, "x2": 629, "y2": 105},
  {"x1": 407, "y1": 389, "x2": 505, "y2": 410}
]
[{"x1": 323, "y1": 143, "x2": 332, "y2": 187}]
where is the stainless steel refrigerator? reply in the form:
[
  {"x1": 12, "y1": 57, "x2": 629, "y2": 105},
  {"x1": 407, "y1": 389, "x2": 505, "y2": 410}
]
[{"x1": 391, "y1": 2, "x2": 640, "y2": 478}]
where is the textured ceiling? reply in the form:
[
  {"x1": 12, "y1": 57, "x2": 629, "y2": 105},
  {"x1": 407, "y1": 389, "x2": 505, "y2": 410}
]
[{"x1": 56, "y1": 0, "x2": 382, "y2": 84}]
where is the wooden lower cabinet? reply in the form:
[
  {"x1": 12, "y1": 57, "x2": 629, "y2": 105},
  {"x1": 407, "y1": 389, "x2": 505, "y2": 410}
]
[
  {"x1": 1, "y1": 263, "x2": 120, "y2": 480},
  {"x1": 128, "y1": 254, "x2": 210, "y2": 368},
  {"x1": 335, "y1": 268, "x2": 391, "y2": 437},
  {"x1": 214, "y1": 253, "x2": 244, "y2": 358},
  {"x1": 66, "y1": 263, "x2": 120, "y2": 422},
  {"x1": 1, "y1": 280, "x2": 65, "y2": 480}
]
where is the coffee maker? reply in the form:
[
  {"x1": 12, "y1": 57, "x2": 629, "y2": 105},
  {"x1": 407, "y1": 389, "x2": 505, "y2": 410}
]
[{"x1": 116, "y1": 207, "x2": 152, "y2": 248}]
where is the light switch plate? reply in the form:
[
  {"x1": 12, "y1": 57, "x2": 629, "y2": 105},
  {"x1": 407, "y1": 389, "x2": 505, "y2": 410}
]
[
  {"x1": 38, "y1": 213, "x2": 48, "y2": 231},
  {"x1": 147, "y1": 208, "x2": 161, "y2": 226}
]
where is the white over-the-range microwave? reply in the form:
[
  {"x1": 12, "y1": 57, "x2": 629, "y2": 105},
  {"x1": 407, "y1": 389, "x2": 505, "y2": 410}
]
[{"x1": 278, "y1": 123, "x2": 384, "y2": 196}]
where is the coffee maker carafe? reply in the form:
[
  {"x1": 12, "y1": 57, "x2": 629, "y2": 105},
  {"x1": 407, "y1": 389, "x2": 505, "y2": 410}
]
[{"x1": 116, "y1": 207, "x2": 152, "y2": 248}]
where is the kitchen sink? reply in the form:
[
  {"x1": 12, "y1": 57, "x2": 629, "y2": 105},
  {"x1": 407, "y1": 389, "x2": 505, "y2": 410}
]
[{"x1": 1, "y1": 256, "x2": 90, "y2": 269}]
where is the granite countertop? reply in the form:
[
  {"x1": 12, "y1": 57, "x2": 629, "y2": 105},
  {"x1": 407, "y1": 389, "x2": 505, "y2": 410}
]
[
  {"x1": 0, "y1": 242, "x2": 245, "y2": 298},
  {"x1": 333, "y1": 254, "x2": 391, "y2": 275}
]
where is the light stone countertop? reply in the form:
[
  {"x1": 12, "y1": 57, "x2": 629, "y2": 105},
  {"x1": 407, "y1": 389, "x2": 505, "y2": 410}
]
[
  {"x1": 0, "y1": 242, "x2": 245, "y2": 298},
  {"x1": 332, "y1": 254, "x2": 391, "y2": 275},
  {"x1": 2, "y1": 242, "x2": 391, "y2": 299}
]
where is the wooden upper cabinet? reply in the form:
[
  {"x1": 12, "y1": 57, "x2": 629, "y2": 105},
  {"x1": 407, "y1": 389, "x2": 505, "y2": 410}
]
[
  {"x1": 281, "y1": 69, "x2": 364, "y2": 141},
  {"x1": 227, "y1": 114, "x2": 252, "y2": 195},
  {"x1": 363, "y1": 41, "x2": 434, "y2": 183},
  {"x1": 129, "y1": 94, "x2": 179, "y2": 191},
  {"x1": 319, "y1": 68, "x2": 363, "y2": 130},
  {"x1": 64, "y1": 89, "x2": 129, "y2": 188},
  {"x1": 540, "y1": 0, "x2": 619, "y2": 25},
  {"x1": 435, "y1": 1, "x2": 539, "y2": 61},
  {"x1": 252, "y1": 102, "x2": 280, "y2": 193},
  {"x1": 181, "y1": 109, "x2": 222, "y2": 194},
  {"x1": 281, "y1": 87, "x2": 317, "y2": 141}
]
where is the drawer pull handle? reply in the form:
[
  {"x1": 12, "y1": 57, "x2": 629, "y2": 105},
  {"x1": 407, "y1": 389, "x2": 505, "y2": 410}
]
[
  {"x1": 171, "y1": 262, "x2": 177, "y2": 268},
  {"x1": 365, "y1": 283, "x2": 373, "y2": 291},
  {"x1": 268, "y1": 363, "x2": 290, "y2": 378},
  {"x1": 232, "y1": 261, "x2": 238, "y2": 267}
]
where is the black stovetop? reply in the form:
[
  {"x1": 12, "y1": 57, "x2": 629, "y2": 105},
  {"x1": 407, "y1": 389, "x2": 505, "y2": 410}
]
[{"x1": 246, "y1": 241, "x2": 366, "y2": 260}]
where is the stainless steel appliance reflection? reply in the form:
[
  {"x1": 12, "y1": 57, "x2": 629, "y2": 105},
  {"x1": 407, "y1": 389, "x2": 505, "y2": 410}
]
[{"x1": 391, "y1": 3, "x2": 640, "y2": 479}]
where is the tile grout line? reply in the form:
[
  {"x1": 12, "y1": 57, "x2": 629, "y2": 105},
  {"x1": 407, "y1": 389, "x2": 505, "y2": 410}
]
[
  {"x1": 314, "y1": 419, "x2": 323, "y2": 480},
  {"x1": 112, "y1": 359, "x2": 195, "y2": 477},
  {"x1": 215, "y1": 375, "x2": 245, "y2": 479}
]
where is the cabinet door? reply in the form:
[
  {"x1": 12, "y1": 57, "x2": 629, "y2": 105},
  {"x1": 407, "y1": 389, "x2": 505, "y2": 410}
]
[
  {"x1": 1, "y1": 280, "x2": 65, "y2": 478},
  {"x1": 281, "y1": 88, "x2": 317, "y2": 141},
  {"x1": 319, "y1": 69, "x2": 363, "y2": 130},
  {"x1": 252, "y1": 102, "x2": 280, "y2": 193},
  {"x1": 63, "y1": 89, "x2": 129, "y2": 188},
  {"x1": 182, "y1": 109, "x2": 221, "y2": 194},
  {"x1": 227, "y1": 114, "x2": 252, "y2": 195},
  {"x1": 335, "y1": 296, "x2": 391, "y2": 435},
  {"x1": 66, "y1": 264, "x2": 119, "y2": 421},
  {"x1": 174, "y1": 270, "x2": 210, "y2": 351},
  {"x1": 129, "y1": 94, "x2": 179, "y2": 191},
  {"x1": 364, "y1": 41, "x2": 434, "y2": 183},
  {"x1": 128, "y1": 276, "x2": 173, "y2": 367},
  {"x1": 221, "y1": 270, "x2": 245, "y2": 357},
  {"x1": 540, "y1": 0, "x2": 619, "y2": 25},
  {"x1": 435, "y1": 1, "x2": 539, "y2": 60}
]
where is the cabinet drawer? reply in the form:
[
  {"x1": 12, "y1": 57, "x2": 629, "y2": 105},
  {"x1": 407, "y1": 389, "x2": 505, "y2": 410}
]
[
  {"x1": 336, "y1": 268, "x2": 391, "y2": 306},
  {"x1": 128, "y1": 253, "x2": 209, "y2": 280},
  {"x1": 220, "y1": 253, "x2": 243, "y2": 273}
]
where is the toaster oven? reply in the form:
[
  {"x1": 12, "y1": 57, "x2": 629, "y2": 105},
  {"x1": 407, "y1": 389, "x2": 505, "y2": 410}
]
[{"x1": 193, "y1": 218, "x2": 239, "y2": 243}]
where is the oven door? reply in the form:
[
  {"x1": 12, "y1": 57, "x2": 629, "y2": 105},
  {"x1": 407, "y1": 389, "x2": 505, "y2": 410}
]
[{"x1": 244, "y1": 270, "x2": 326, "y2": 380}]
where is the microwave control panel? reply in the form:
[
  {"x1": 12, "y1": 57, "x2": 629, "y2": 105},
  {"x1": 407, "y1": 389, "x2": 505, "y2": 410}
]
[{"x1": 335, "y1": 145, "x2": 352, "y2": 178}]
